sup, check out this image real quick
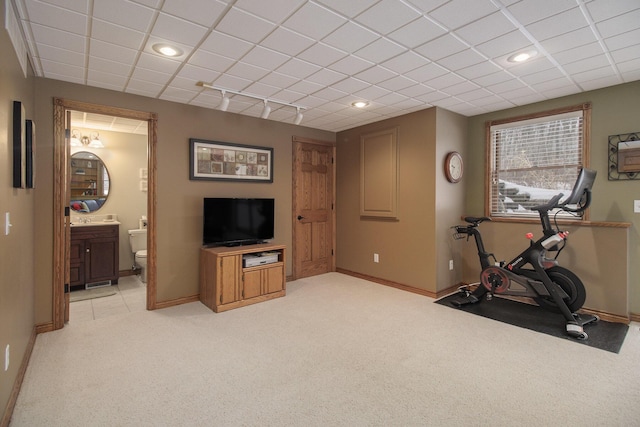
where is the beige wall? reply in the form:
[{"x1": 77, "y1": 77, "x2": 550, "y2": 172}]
[
  {"x1": 33, "y1": 78, "x2": 334, "y2": 323},
  {"x1": 465, "y1": 81, "x2": 640, "y2": 316},
  {"x1": 1, "y1": 4, "x2": 36, "y2": 420},
  {"x1": 336, "y1": 107, "x2": 467, "y2": 293}
]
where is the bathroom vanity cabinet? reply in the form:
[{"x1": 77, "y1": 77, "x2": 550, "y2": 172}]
[
  {"x1": 70, "y1": 224, "x2": 119, "y2": 288},
  {"x1": 199, "y1": 243, "x2": 286, "y2": 312}
]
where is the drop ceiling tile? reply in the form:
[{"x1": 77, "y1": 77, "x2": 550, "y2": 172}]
[
  {"x1": 506, "y1": 0, "x2": 577, "y2": 26},
  {"x1": 426, "y1": 72, "x2": 466, "y2": 90},
  {"x1": 475, "y1": 30, "x2": 532, "y2": 59},
  {"x1": 506, "y1": 57, "x2": 555, "y2": 77},
  {"x1": 297, "y1": 43, "x2": 347, "y2": 68},
  {"x1": 519, "y1": 67, "x2": 566, "y2": 85},
  {"x1": 89, "y1": 39, "x2": 138, "y2": 65},
  {"x1": 242, "y1": 81, "x2": 281, "y2": 98},
  {"x1": 396, "y1": 83, "x2": 435, "y2": 98},
  {"x1": 454, "y1": 87, "x2": 493, "y2": 102},
  {"x1": 387, "y1": 16, "x2": 447, "y2": 48},
  {"x1": 234, "y1": 0, "x2": 305, "y2": 24},
  {"x1": 287, "y1": 80, "x2": 325, "y2": 96},
  {"x1": 455, "y1": 12, "x2": 516, "y2": 46},
  {"x1": 168, "y1": 75, "x2": 209, "y2": 92},
  {"x1": 29, "y1": 23, "x2": 85, "y2": 53},
  {"x1": 437, "y1": 49, "x2": 486, "y2": 72},
  {"x1": 428, "y1": 0, "x2": 497, "y2": 30},
  {"x1": 604, "y1": 28, "x2": 640, "y2": 51},
  {"x1": 403, "y1": 0, "x2": 449, "y2": 14},
  {"x1": 24, "y1": 0, "x2": 88, "y2": 36},
  {"x1": 125, "y1": 79, "x2": 164, "y2": 97},
  {"x1": 176, "y1": 64, "x2": 221, "y2": 84},
  {"x1": 353, "y1": 84, "x2": 391, "y2": 100},
  {"x1": 322, "y1": 21, "x2": 379, "y2": 53},
  {"x1": 355, "y1": 38, "x2": 406, "y2": 64},
  {"x1": 404, "y1": 62, "x2": 448, "y2": 83},
  {"x1": 88, "y1": 56, "x2": 132, "y2": 76},
  {"x1": 414, "y1": 34, "x2": 467, "y2": 61},
  {"x1": 282, "y1": 2, "x2": 346, "y2": 40},
  {"x1": 596, "y1": 8, "x2": 640, "y2": 38},
  {"x1": 617, "y1": 57, "x2": 640, "y2": 74},
  {"x1": 540, "y1": 27, "x2": 598, "y2": 54},
  {"x1": 276, "y1": 58, "x2": 322, "y2": 79},
  {"x1": 258, "y1": 72, "x2": 299, "y2": 89},
  {"x1": 312, "y1": 86, "x2": 349, "y2": 101},
  {"x1": 261, "y1": 27, "x2": 315, "y2": 56},
  {"x1": 271, "y1": 88, "x2": 307, "y2": 104},
  {"x1": 136, "y1": 52, "x2": 182, "y2": 75},
  {"x1": 314, "y1": 0, "x2": 380, "y2": 18},
  {"x1": 212, "y1": 73, "x2": 253, "y2": 91},
  {"x1": 381, "y1": 51, "x2": 428, "y2": 74},
  {"x1": 93, "y1": 0, "x2": 154, "y2": 32},
  {"x1": 328, "y1": 55, "x2": 375, "y2": 76},
  {"x1": 331, "y1": 77, "x2": 371, "y2": 94},
  {"x1": 579, "y1": 75, "x2": 623, "y2": 91},
  {"x1": 226, "y1": 62, "x2": 271, "y2": 82},
  {"x1": 86, "y1": 69, "x2": 128, "y2": 89},
  {"x1": 355, "y1": 0, "x2": 421, "y2": 35},
  {"x1": 442, "y1": 80, "x2": 481, "y2": 96},
  {"x1": 162, "y1": 0, "x2": 227, "y2": 27},
  {"x1": 199, "y1": 31, "x2": 253, "y2": 59},
  {"x1": 354, "y1": 65, "x2": 397, "y2": 84},
  {"x1": 529, "y1": 76, "x2": 576, "y2": 92},
  {"x1": 610, "y1": 44, "x2": 640, "y2": 63},
  {"x1": 131, "y1": 67, "x2": 173, "y2": 85},
  {"x1": 40, "y1": 58, "x2": 84, "y2": 79},
  {"x1": 91, "y1": 19, "x2": 145, "y2": 50},
  {"x1": 586, "y1": 0, "x2": 640, "y2": 23},
  {"x1": 377, "y1": 74, "x2": 417, "y2": 91},
  {"x1": 151, "y1": 12, "x2": 208, "y2": 46},
  {"x1": 486, "y1": 78, "x2": 528, "y2": 94},
  {"x1": 456, "y1": 61, "x2": 502, "y2": 80},
  {"x1": 373, "y1": 91, "x2": 409, "y2": 106},
  {"x1": 572, "y1": 66, "x2": 618, "y2": 84},
  {"x1": 188, "y1": 50, "x2": 235, "y2": 73},
  {"x1": 473, "y1": 70, "x2": 514, "y2": 87},
  {"x1": 562, "y1": 54, "x2": 612, "y2": 75},
  {"x1": 307, "y1": 68, "x2": 348, "y2": 86},
  {"x1": 241, "y1": 46, "x2": 291, "y2": 70},
  {"x1": 525, "y1": 8, "x2": 588, "y2": 41},
  {"x1": 216, "y1": 7, "x2": 277, "y2": 43},
  {"x1": 553, "y1": 42, "x2": 606, "y2": 65},
  {"x1": 36, "y1": 43, "x2": 84, "y2": 67}
]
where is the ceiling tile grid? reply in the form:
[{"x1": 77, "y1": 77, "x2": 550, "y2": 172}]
[{"x1": 11, "y1": 0, "x2": 640, "y2": 132}]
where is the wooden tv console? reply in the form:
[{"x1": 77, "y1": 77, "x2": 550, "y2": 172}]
[{"x1": 199, "y1": 243, "x2": 286, "y2": 312}]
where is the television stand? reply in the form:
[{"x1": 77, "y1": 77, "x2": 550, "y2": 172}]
[{"x1": 199, "y1": 243, "x2": 286, "y2": 312}]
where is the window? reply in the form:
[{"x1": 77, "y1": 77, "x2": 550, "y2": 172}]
[{"x1": 486, "y1": 103, "x2": 591, "y2": 219}]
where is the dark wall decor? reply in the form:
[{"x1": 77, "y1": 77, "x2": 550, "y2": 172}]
[
  {"x1": 189, "y1": 138, "x2": 273, "y2": 183},
  {"x1": 608, "y1": 132, "x2": 640, "y2": 181},
  {"x1": 25, "y1": 119, "x2": 35, "y2": 188},
  {"x1": 12, "y1": 100, "x2": 25, "y2": 188}
]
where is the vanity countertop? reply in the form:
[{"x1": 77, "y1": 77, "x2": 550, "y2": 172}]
[{"x1": 70, "y1": 220, "x2": 121, "y2": 227}]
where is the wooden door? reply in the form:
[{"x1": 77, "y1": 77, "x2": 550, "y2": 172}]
[{"x1": 292, "y1": 138, "x2": 335, "y2": 279}]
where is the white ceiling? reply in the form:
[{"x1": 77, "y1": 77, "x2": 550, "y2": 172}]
[{"x1": 12, "y1": 0, "x2": 640, "y2": 133}]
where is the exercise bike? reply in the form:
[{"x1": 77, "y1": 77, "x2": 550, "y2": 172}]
[{"x1": 451, "y1": 168, "x2": 598, "y2": 340}]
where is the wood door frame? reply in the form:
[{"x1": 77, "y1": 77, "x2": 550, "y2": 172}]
[
  {"x1": 291, "y1": 136, "x2": 336, "y2": 280},
  {"x1": 53, "y1": 98, "x2": 158, "y2": 329}
]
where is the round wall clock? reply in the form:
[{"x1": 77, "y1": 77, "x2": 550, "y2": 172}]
[{"x1": 444, "y1": 151, "x2": 463, "y2": 183}]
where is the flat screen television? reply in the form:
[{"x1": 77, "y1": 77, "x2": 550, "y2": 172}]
[{"x1": 203, "y1": 198, "x2": 275, "y2": 247}]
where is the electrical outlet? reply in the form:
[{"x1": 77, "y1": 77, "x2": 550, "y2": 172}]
[
  {"x1": 449, "y1": 260, "x2": 454, "y2": 270},
  {"x1": 4, "y1": 345, "x2": 9, "y2": 371},
  {"x1": 634, "y1": 200, "x2": 640, "y2": 213},
  {"x1": 374, "y1": 253, "x2": 379, "y2": 263}
]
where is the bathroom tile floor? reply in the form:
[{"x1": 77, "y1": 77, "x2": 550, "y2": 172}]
[{"x1": 69, "y1": 275, "x2": 146, "y2": 322}]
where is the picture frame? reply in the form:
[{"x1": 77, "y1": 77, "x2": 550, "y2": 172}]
[
  {"x1": 12, "y1": 100, "x2": 25, "y2": 188},
  {"x1": 25, "y1": 119, "x2": 35, "y2": 188},
  {"x1": 189, "y1": 138, "x2": 273, "y2": 182}
]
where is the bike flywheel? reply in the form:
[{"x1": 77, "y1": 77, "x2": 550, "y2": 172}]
[{"x1": 480, "y1": 266, "x2": 510, "y2": 294}]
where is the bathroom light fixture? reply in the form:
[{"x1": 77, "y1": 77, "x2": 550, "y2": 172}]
[
  {"x1": 352, "y1": 101, "x2": 369, "y2": 108},
  {"x1": 507, "y1": 49, "x2": 538, "y2": 63},
  {"x1": 219, "y1": 91, "x2": 230, "y2": 112},
  {"x1": 260, "y1": 100, "x2": 271, "y2": 119},
  {"x1": 70, "y1": 129, "x2": 82, "y2": 147},
  {"x1": 88, "y1": 131, "x2": 104, "y2": 148},
  {"x1": 70, "y1": 129, "x2": 104, "y2": 148},
  {"x1": 196, "y1": 82, "x2": 306, "y2": 123},
  {"x1": 152, "y1": 43, "x2": 183, "y2": 58},
  {"x1": 294, "y1": 107, "x2": 304, "y2": 125}
]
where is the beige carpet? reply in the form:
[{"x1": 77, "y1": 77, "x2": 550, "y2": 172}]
[{"x1": 10, "y1": 273, "x2": 640, "y2": 426}]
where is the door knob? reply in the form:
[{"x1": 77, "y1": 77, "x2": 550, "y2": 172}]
[{"x1": 297, "y1": 215, "x2": 305, "y2": 220}]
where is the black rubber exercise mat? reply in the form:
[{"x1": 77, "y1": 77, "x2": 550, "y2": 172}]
[{"x1": 436, "y1": 293, "x2": 629, "y2": 353}]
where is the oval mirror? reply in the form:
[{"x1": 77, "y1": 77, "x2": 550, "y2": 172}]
[{"x1": 70, "y1": 151, "x2": 110, "y2": 212}]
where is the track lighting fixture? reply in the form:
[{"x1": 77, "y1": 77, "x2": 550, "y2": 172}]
[
  {"x1": 197, "y1": 82, "x2": 306, "y2": 125},
  {"x1": 260, "y1": 100, "x2": 271, "y2": 119},
  {"x1": 219, "y1": 91, "x2": 230, "y2": 112},
  {"x1": 294, "y1": 107, "x2": 303, "y2": 125}
]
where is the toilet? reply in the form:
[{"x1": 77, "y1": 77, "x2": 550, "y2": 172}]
[{"x1": 127, "y1": 228, "x2": 147, "y2": 283}]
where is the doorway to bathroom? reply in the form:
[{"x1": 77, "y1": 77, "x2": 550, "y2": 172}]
[{"x1": 53, "y1": 98, "x2": 158, "y2": 329}]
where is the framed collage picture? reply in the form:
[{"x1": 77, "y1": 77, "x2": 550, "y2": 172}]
[{"x1": 189, "y1": 139, "x2": 273, "y2": 183}]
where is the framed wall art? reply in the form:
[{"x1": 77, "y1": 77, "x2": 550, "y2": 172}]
[
  {"x1": 12, "y1": 100, "x2": 25, "y2": 188},
  {"x1": 25, "y1": 119, "x2": 35, "y2": 188},
  {"x1": 189, "y1": 138, "x2": 273, "y2": 182}
]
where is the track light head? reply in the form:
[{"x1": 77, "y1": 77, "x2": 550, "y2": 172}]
[
  {"x1": 219, "y1": 91, "x2": 230, "y2": 111},
  {"x1": 261, "y1": 100, "x2": 271, "y2": 119},
  {"x1": 294, "y1": 107, "x2": 303, "y2": 125}
]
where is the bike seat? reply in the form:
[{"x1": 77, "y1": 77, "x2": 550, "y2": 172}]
[{"x1": 464, "y1": 216, "x2": 491, "y2": 225}]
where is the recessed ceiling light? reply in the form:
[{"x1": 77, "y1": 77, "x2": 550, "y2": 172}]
[
  {"x1": 352, "y1": 101, "x2": 369, "y2": 108},
  {"x1": 507, "y1": 49, "x2": 538, "y2": 63},
  {"x1": 152, "y1": 43, "x2": 183, "y2": 58}
]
